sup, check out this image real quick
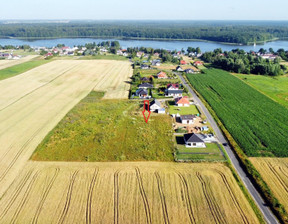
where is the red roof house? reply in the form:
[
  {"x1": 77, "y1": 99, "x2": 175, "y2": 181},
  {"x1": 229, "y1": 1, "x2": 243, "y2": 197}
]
[
  {"x1": 157, "y1": 71, "x2": 168, "y2": 79},
  {"x1": 194, "y1": 61, "x2": 203, "y2": 66},
  {"x1": 175, "y1": 96, "x2": 190, "y2": 107},
  {"x1": 180, "y1": 60, "x2": 187, "y2": 65}
]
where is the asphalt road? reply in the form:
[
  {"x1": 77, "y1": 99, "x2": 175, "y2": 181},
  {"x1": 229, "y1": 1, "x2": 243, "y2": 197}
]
[{"x1": 178, "y1": 74, "x2": 279, "y2": 224}]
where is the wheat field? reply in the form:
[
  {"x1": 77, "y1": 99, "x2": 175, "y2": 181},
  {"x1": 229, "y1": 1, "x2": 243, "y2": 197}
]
[
  {"x1": 250, "y1": 157, "x2": 288, "y2": 211},
  {"x1": 0, "y1": 55, "x2": 39, "y2": 70},
  {"x1": 0, "y1": 162, "x2": 259, "y2": 224},
  {"x1": 0, "y1": 60, "x2": 132, "y2": 196}
]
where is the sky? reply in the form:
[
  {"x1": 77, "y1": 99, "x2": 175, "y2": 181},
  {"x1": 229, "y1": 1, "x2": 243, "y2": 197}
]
[{"x1": 1, "y1": 0, "x2": 288, "y2": 21}]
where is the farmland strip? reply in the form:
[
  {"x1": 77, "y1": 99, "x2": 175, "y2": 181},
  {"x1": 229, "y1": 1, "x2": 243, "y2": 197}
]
[
  {"x1": 86, "y1": 168, "x2": 99, "y2": 224},
  {"x1": 154, "y1": 172, "x2": 170, "y2": 224},
  {"x1": 176, "y1": 172, "x2": 196, "y2": 224},
  {"x1": 32, "y1": 168, "x2": 60, "y2": 224},
  {"x1": 135, "y1": 167, "x2": 152, "y2": 224},
  {"x1": 57, "y1": 170, "x2": 79, "y2": 224},
  {"x1": 267, "y1": 162, "x2": 288, "y2": 194}
]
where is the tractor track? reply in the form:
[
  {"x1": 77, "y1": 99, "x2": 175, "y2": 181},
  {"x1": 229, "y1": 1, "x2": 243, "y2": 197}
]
[
  {"x1": 154, "y1": 172, "x2": 170, "y2": 224},
  {"x1": 32, "y1": 168, "x2": 60, "y2": 224},
  {"x1": 176, "y1": 172, "x2": 196, "y2": 224},
  {"x1": 135, "y1": 167, "x2": 152, "y2": 224},
  {"x1": 57, "y1": 170, "x2": 79, "y2": 224},
  {"x1": 86, "y1": 168, "x2": 99, "y2": 224}
]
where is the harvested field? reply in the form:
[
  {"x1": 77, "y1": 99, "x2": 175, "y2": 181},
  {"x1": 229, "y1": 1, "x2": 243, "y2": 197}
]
[
  {"x1": 0, "y1": 162, "x2": 260, "y2": 224},
  {"x1": 0, "y1": 60, "x2": 132, "y2": 196},
  {"x1": 0, "y1": 55, "x2": 38, "y2": 70},
  {"x1": 250, "y1": 157, "x2": 288, "y2": 211}
]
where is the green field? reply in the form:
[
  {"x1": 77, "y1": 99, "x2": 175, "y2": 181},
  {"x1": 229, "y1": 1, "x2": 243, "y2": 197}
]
[
  {"x1": 31, "y1": 91, "x2": 174, "y2": 161},
  {"x1": 0, "y1": 59, "x2": 49, "y2": 81},
  {"x1": 78, "y1": 54, "x2": 128, "y2": 61},
  {"x1": 186, "y1": 69, "x2": 288, "y2": 157},
  {"x1": 234, "y1": 74, "x2": 288, "y2": 108},
  {"x1": 168, "y1": 103, "x2": 200, "y2": 115}
]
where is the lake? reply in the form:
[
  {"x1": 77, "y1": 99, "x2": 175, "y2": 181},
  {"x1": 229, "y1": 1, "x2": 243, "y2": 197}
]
[{"x1": 1, "y1": 38, "x2": 288, "y2": 52}]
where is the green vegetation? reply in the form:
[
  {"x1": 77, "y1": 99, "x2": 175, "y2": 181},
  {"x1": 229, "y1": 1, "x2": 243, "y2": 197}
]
[
  {"x1": 0, "y1": 59, "x2": 49, "y2": 81},
  {"x1": 78, "y1": 54, "x2": 128, "y2": 61},
  {"x1": 186, "y1": 68, "x2": 288, "y2": 157},
  {"x1": 2, "y1": 21, "x2": 288, "y2": 44},
  {"x1": 168, "y1": 103, "x2": 199, "y2": 115},
  {"x1": 234, "y1": 74, "x2": 288, "y2": 108},
  {"x1": 175, "y1": 137, "x2": 226, "y2": 161},
  {"x1": 32, "y1": 91, "x2": 174, "y2": 162},
  {"x1": 202, "y1": 48, "x2": 286, "y2": 76}
]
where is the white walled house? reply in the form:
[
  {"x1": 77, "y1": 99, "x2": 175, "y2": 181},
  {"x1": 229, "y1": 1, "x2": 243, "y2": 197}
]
[
  {"x1": 184, "y1": 133, "x2": 206, "y2": 148},
  {"x1": 180, "y1": 115, "x2": 196, "y2": 124}
]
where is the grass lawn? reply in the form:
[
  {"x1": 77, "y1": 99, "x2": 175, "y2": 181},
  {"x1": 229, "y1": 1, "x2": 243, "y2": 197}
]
[
  {"x1": 0, "y1": 59, "x2": 50, "y2": 81},
  {"x1": 175, "y1": 136, "x2": 226, "y2": 161},
  {"x1": 234, "y1": 74, "x2": 288, "y2": 108},
  {"x1": 31, "y1": 91, "x2": 174, "y2": 162},
  {"x1": 78, "y1": 54, "x2": 128, "y2": 61},
  {"x1": 168, "y1": 103, "x2": 199, "y2": 115}
]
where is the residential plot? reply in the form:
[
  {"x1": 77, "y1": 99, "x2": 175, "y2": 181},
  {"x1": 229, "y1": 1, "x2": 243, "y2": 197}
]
[
  {"x1": 0, "y1": 60, "x2": 132, "y2": 196},
  {"x1": 0, "y1": 162, "x2": 259, "y2": 224},
  {"x1": 250, "y1": 157, "x2": 288, "y2": 211},
  {"x1": 0, "y1": 55, "x2": 38, "y2": 70}
]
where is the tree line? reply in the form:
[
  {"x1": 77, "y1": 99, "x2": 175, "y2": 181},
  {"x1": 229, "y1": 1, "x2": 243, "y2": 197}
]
[{"x1": 1, "y1": 21, "x2": 288, "y2": 44}]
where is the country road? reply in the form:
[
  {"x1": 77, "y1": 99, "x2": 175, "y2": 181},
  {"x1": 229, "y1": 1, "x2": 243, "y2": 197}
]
[{"x1": 178, "y1": 73, "x2": 279, "y2": 224}]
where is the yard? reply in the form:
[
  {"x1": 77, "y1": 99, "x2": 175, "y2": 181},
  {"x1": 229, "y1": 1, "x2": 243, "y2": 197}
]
[
  {"x1": 168, "y1": 102, "x2": 200, "y2": 115},
  {"x1": 175, "y1": 136, "x2": 226, "y2": 161}
]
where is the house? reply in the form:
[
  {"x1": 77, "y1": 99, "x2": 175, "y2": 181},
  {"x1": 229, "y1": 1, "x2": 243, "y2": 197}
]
[
  {"x1": 139, "y1": 83, "x2": 153, "y2": 89},
  {"x1": 261, "y1": 54, "x2": 278, "y2": 60},
  {"x1": 166, "y1": 89, "x2": 183, "y2": 97},
  {"x1": 167, "y1": 83, "x2": 179, "y2": 90},
  {"x1": 151, "y1": 60, "x2": 161, "y2": 66},
  {"x1": 184, "y1": 68, "x2": 195, "y2": 74},
  {"x1": 157, "y1": 71, "x2": 168, "y2": 79},
  {"x1": 194, "y1": 61, "x2": 203, "y2": 66},
  {"x1": 180, "y1": 115, "x2": 196, "y2": 124},
  {"x1": 141, "y1": 64, "x2": 150, "y2": 70},
  {"x1": 137, "y1": 51, "x2": 144, "y2": 57},
  {"x1": 141, "y1": 77, "x2": 150, "y2": 82},
  {"x1": 150, "y1": 99, "x2": 162, "y2": 112},
  {"x1": 175, "y1": 96, "x2": 190, "y2": 107},
  {"x1": 180, "y1": 60, "x2": 187, "y2": 65},
  {"x1": 135, "y1": 88, "x2": 149, "y2": 98},
  {"x1": 195, "y1": 134, "x2": 216, "y2": 143},
  {"x1": 154, "y1": 52, "x2": 160, "y2": 57},
  {"x1": 44, "y1": 52, "x2": 53, "y2": 58},
  {"x1": 157, "y1": 108, "x2": 166, "y2": 114},
  {"x1": 184, "y1": 133, "x2": 206, "y2": 148},
  {"x1": 176, "y1": 66, "x2": 184, "y2": 72}
]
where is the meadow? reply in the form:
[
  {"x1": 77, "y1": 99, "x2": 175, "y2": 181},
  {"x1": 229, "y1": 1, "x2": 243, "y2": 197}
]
[
  {"x1": 186, "y1": 69, "x2": 288, "y2": 157},
  {"x1": 0, "y1": 161, "x2": 260, "y2": 224},
  {"x1": 234, "y1": 74, "x2": 288, "y2": 108},
  {"x1": 32, "y1": 92, "x2": 175, "y2": 162}
]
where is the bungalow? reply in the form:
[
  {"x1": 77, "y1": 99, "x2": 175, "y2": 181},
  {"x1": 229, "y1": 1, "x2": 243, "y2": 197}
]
[
  {"x1": 139, "y1": 83, "x2": 153, "y2": 89},
  {"x1": 157, "y1": 108, "x2": 166, "y2": 114},
  {"x1": 167, "y1": 83, "x2": 179, "y2": 90},
  {"x1": 136, "y1": 51, "x2": 144, "y2": 57},
  {"x1": 157, "y1": 71, "x2": 168, "y2": 79},
  {"x1": 180, "y1": 115, "x2": 196, "y2": 124},
  {"x1": 141, "y1": 64, "x2": 150, "y2": 70},
  {"x1": 175, "y1": 96, "x2": 190, "y2": 107},
  {"x1": 44, "y1": 52, "x2": 53, "y2": 58},
  {"x1": 135, "y1": 88, "x2": 149, "y2": 98},
  {"x1": 184, "y1": 133, "x2": 206, "y2": 148},
  {"x1": 176, "y1": 66, "x2": 184, "y2": 72},
  {"x1": 184, "y1": 68, "x2": 195, "y2": 74},
  {"x1": 151, "y1": 60, "x2": 161, "y2": 66},
  {"x1": 150, "y1": 99, "x2": 162, "y2": 112},
  {"x1": 180, "y1": 60, "x2": 187, "y2": 65},
  {"x1": 166, "y1": 89, "x2": 183, "y2": 97},
  {"x1": 194, "y1": 61, "x2": 203, "y2": 66}
]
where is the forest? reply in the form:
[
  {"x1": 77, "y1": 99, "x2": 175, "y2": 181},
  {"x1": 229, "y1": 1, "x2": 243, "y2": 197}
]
[{"x1": 0, "y1": 21, "x2": 288, "y2": 44}]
